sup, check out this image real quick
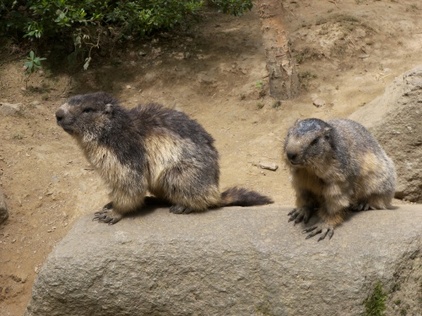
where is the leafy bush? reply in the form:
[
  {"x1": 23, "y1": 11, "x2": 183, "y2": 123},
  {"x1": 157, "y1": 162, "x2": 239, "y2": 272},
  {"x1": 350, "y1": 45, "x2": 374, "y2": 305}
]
[
  {"x1": 209, "y1": 0, "x2": 253, "y2": 16},
  {"x1": 0, "y1": 0, "x2": 253, "y2": 68}
]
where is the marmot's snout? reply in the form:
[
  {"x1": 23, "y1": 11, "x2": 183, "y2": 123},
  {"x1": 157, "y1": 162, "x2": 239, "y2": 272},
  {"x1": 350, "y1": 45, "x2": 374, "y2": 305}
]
[
  {"x1": 55, "y1": 108, "x2": 73, "y2": 134},
  {"x1": 286, "y1": 151, "x2": 300, "y2": 165},
  {"x1": 55, "y1": 108, "x2": 65, "y2": 123}
]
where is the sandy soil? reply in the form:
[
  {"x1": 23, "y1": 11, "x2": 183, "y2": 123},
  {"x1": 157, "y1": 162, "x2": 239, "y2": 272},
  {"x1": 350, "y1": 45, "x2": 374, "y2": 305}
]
[{"x1": 1, "y1": 0, "x2": 421, "y2": 314}]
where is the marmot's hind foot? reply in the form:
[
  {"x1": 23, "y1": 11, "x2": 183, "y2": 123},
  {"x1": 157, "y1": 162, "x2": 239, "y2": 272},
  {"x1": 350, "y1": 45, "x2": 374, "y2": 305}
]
[
  {"x1": 169, "y1": 205, "x2": 195, "y2": 214},
  {"x1": 303, "y1": 223, "x2": 334, "y2": 241},
  {"x1": 350, "y1": 203, "x2": 372, "y2": 212},
  {"x1": 93, "y1": 203, "x2": 123, "y2": 224},
  {"x1": 288, "y1": 207, "x2": 313, "y2": 224}
]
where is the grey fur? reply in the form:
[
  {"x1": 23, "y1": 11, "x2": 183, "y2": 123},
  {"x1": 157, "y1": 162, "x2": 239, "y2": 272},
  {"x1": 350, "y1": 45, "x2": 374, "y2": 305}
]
[{"x1": 284, "y1": 118, "x2": 396, "y2": 240}]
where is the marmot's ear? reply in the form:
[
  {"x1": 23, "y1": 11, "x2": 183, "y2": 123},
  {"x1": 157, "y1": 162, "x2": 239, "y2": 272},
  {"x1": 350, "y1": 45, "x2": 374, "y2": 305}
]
[
  {"x1": 323, "y1": 126, "x2": 332, "y2": 137},
  {"x1": 104, "y1": 103, "x2": 113, "y2": 115}
]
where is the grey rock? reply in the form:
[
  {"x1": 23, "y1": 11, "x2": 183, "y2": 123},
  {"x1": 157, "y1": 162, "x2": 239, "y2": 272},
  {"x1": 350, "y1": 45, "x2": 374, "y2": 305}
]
[
  {"x1": 0, "y1": 188, "x2": 8, "y2": 224},
  {"x1": 0, "y1": 102, "x2": 22, "y2": 116},
  {"x1": 350, "y1": 65, "x2": 422, "y2": 202},
  {"x1": 25, "y1": 205, "x2": 422, "y2": 316}
]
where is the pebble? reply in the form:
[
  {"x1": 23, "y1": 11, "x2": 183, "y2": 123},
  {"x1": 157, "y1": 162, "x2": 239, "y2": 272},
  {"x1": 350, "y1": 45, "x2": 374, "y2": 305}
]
[
  {"x1": 258, "y1": 162, "x2": 279, "y2": 171},
  {"x1": 312, "y1": 98, "x2": 326, "y2": 108}
]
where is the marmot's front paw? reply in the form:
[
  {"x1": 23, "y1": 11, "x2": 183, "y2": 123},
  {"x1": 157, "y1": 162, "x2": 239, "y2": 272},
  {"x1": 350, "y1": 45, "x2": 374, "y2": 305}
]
[
  {"x1": 303, "y1": 222, "x2": 334, "y2": 241},
  {"x1": 288, "y1": 207, "x2": 313, "y2": 224},
  {"x1": 93, "y1": 204, "x2": 123, "y2": 224}
]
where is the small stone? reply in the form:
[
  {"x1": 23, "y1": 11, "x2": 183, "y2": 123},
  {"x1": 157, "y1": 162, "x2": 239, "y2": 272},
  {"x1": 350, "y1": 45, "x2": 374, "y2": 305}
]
[
  {"x1": 312, "y1": 98, "x2": 326, "y2": 108},
  {"x1": 258, "y1": 162, "x2": 279, "y2": 171}
]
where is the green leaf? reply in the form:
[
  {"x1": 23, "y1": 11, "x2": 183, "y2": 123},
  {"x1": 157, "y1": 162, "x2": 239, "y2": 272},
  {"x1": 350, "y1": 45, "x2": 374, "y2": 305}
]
[{"x1": 24, "y1": 61, "x2": 33, "y2": 69}]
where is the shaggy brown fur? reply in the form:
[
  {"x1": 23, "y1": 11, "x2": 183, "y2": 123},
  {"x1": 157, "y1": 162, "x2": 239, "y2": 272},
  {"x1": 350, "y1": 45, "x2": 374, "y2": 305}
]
[
  {"x1": 55, "y1": 92, "x2": 273, "y2": 224},
  {"x1": 284, "y1": 118, "x2": 396, "y2": 240}
]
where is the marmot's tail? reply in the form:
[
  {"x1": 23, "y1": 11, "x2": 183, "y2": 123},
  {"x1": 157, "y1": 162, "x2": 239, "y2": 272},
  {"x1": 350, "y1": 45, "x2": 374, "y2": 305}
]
[{"x1": 220, "y1": 187, "x2": 273, "y2": 207}]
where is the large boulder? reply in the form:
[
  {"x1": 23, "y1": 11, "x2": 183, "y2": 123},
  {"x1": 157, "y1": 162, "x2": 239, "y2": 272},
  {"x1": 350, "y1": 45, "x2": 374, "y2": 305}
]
[
  {"x1": 0, "y1": 188, "x2": 8, "y2": 224},
  {"x1": 26, "y1": 206, "x2": 422, "y2": 316},
  {"x1": 349, "y1": 66, "x2": 422, "y2": 202}
]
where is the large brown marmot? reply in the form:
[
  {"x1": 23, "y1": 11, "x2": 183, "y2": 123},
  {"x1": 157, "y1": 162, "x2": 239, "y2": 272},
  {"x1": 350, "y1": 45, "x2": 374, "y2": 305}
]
[
  {"x1": 55, "y1": 92, "x2": 273, "y2": 224},
  {"x1": 284, "y1": 118, "x2": 396, "y2": 240}
]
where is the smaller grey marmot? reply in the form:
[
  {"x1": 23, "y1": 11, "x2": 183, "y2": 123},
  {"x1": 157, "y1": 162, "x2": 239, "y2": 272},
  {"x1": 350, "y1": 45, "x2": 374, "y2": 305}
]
[
  {"x1": 55, "y1": 92, "x2": 273, "y2": 224},
  {"x1": 284, "y1": 118, "x2": 396, "y2": 240}
]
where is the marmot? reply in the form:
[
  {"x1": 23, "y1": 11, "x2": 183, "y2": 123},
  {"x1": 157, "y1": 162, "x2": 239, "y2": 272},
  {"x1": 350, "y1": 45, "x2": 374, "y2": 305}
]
[
  {"x1": 284, "y1": 118, "x2": 396, "y2": 240},
  {"x1": 55, "y1": 92, "x2": 273, "y2": 224}
]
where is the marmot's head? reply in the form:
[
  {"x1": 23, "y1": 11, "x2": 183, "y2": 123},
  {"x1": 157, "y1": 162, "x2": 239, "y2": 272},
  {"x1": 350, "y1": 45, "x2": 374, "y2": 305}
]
[
  {"x1": 284, "y1": 118, "x2": 333, "y2": 168},
  {"x1": 55, "y1": 92, "x2": 119, "y2": 140}
]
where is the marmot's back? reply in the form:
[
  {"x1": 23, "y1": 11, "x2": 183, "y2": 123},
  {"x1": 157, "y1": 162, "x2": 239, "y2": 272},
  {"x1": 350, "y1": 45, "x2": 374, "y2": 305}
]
[
  {"x1": 130, "y1": 103, "x2": 216, "y2": 150},
  {"x1": 329, "y1": 118, "x2": 391, "y2": 162}
]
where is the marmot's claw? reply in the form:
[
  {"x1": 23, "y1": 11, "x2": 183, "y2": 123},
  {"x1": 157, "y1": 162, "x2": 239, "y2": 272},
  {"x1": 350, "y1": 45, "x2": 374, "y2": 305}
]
[
  {"x1": 109, "y1": 218, "x2": 120, "y2": 225},
  {"x1": 92, "y1": 207, "x2": 122, "y2": 224},
  {"x1": 320, "y1": 229, "x2": 334, "y2": 241},
  {"x1": 92, "y1": 212, "x2": 104, "y2": 221},
  {"x1": 288, "y1": 207, "x2": 312, "y2": 225},
  {"x1": 350, "y1": 203, "x2": 371, "y2": 212},
  {"x1": 304, "y1": 225, "x2": 320, "y2": 238},
  {"x1": 288, "y1": 209, "x2": 299, "y2": 222},
  {"x1": 303, "y1": 223, "x2": 334, "y2": 241},
  {"x1": 287, "y1": 209, "x2": 296, "y2": 216},
  {"x1": 92, "y1": 212, "x2": 107, "y2": 222},
  {"x1": 93, "y1": 213, "x2": 120, "y2": 224}
]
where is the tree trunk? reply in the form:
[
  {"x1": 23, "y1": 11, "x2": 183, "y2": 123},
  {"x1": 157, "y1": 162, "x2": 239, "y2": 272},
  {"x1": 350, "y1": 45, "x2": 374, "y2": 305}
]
[{"x1": 257, "y1": 0, "x2": 299, "y2": 100}]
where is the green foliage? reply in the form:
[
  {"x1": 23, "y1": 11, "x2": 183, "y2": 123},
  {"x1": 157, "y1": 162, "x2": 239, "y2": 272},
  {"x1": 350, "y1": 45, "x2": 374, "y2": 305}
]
[
  {"x1": 23, "y1": 50, "x2": 46, "y2": 88},
  {"x1": 210, "y1": 0, "x2": 252, "y2": 16},
  {"x1": 0, "y1": 0, "x2": 254, "y2": 69},
  {"x1": 364, "y1": 281, "x2": 387, "y2": 316},
  {"x1": 24, "y1": 50, "x2": 46, "y2": 74},
  {"x1": 19, "y1": 0, "x2": 205, "y2": 39}
]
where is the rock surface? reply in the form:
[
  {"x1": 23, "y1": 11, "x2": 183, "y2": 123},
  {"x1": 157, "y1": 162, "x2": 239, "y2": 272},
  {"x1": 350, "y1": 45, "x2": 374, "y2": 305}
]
[
  {"x1": 0, "y1": 188, "x2": 8, "y2": 224},
  {"x1": 25, "y1": 205, "x2": 422, "y2": 316},
  {"x1": 349, "y1": 65, "x2": 422, "y2": 202}
]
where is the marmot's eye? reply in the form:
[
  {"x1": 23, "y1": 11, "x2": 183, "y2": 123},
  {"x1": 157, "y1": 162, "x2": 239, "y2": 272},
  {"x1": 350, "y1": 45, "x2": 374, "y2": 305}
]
[
  {"x1": 83, "y1": 107, "x2": 95, "y2": 113},
  {"x1": 310, "y1": 137, "x2": 319, "y2": 146}
]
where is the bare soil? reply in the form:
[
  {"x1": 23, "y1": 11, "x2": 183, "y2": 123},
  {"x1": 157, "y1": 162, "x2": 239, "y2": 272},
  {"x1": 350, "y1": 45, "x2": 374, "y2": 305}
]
[{"x1": 1, "y1": 1, "x2": 421, "y2": 315}]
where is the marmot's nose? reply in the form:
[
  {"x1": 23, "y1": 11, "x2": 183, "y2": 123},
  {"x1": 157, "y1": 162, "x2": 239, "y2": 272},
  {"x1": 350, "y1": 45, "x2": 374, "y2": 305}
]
[
  {"x1": 55, "y1": 109, "x2": 65, "y2": 122},
  {"x1": 286, "y1": 152, "x2": 298, "y2": 163}
]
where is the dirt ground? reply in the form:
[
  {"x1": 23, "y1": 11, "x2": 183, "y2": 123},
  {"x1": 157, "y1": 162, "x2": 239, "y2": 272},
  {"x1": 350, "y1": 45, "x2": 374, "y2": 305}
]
[{"x1": 1, "y1": 0, "x2": 421, "y2": 315}]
